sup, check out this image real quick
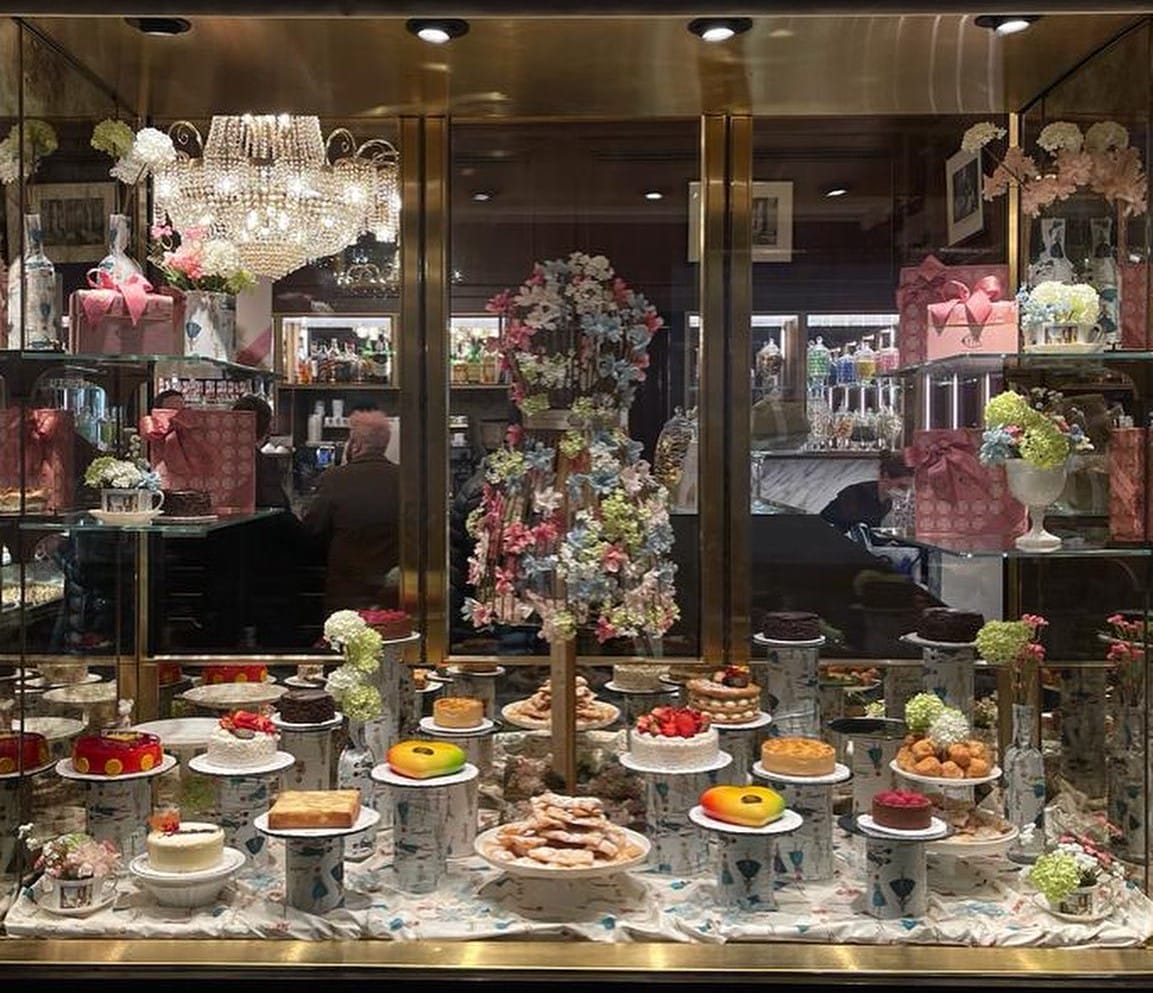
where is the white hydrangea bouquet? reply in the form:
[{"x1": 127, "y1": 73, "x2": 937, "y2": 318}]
[
  {"x1": 83, "y1": 434, "x2": 160, "y2": 492},
  {"x1": 321, "y1": 609, "x2": 384, "y2": 722},
  {"x1": 1017, "y1": 281, "x2": 1101, "y2": 330}
]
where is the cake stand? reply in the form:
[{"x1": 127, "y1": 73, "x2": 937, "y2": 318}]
[
  {"x1": 900, "y1": 632, "x2": 977, "y2": 721},
  {"x1": 371, "y1": 762, "x2": 480, "y2": 893},
  {"x1": 0, "y1": 758, "x2": 54, "y2": 876},
  {"x1": 890, "y1": 758, "x2": 1002, "y2": 806},
  {"x1": 254, "y1": 805, "x2": 381, "y2": 914},
  {"x1": 602, "y1": 679, "x2": 679, "y2": 726},
  {"x1": 854, "y1": 812, "x2": 949, "y2": 920},
  {"x1": 270, "y1": 712, "x2": 343, "y2": 792},
  {"x1": 443, "y1": 665, "x2": 506, "y2": 722},
  {"x1": 713, "y1": 712, "x2": 772, "y2": 784},
  {"x1": 415, "y1": 719, "x2": 495, "y2": 856},
  {"x1": 826, "y1": 717, "x2": 908, "y2": 817},
  {"x1": 378, "y1": 632, "x2": 423, "y2": 744},
  {"x1": 689, "y1": 805, "x2": 803, "y2": 910},
  {"x1": 752, "y1": 633, "x2": 824, "y2": 737},
  {"x1": 188, "y1": 751, "x2": 296, "y2": 863},
  {"x1": 752, "y1": 761, "x2": 851, "y2": 881},
  {"x1": 55, "y1": 754, "x2": 178, "y2": 859},
  {"x1": 619, "y1": 751, "x2": 732, "y2": 876}
]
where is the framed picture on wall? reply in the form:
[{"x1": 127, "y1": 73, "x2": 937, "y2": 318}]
[
  {"x1": 26, "y1": 182, "x2": 116, "y2": 263},
  {"x1": 945, "y1": 148, "x2": 984, "y2": 245},
  {"x1": 687, "y1": 180, "x2": 794, "y2": 263}
]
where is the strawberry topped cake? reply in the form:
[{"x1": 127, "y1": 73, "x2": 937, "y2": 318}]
[
  {"x1": 627, "y1": 705, "x2": 719, "y2": 771},
  {"x1": 205, "y1": 711, "x2": 280, "y2": 769}
]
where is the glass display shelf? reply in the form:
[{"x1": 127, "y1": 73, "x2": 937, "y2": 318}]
[
  {"x1": 870, "y1": 527, "x2": 1153, "y2": 559},
  {"x1": 0, "y1": 350, "x2": 280, "y2": 380},
  {"x1": 17, "y1": 509, "x2": 284, "y2": 537},
  {"x1": 279, "y1": 382, "x2": 397, "y2": 390},
  {"x1": 894, "y1": 350, "x2": 1153, "y2": 377}
]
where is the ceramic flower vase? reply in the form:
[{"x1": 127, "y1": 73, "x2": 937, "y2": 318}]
[
  {"x1": 1004, "y1": 460, "x2": 1068, "y2": 552},
  {"x1": 1004, "y1": 702, "x2": 1046, "y2": 859},
  {"x1": 182, "y1": 290, "x2": 236, "y2": 362},
  {"x1": 1024, "y1": 321, "x2": 1103, "y2": 352},
  {"x1": 336, "y1": 718, "x2": 377, "y2": 862},
  {"x1": 95, "y1": 213, "x2": 143, "y2": 284},
  {"x1": 8, "y1": 213, "x2": 60, "y2": 350},
  {"x1": 1057, "y1": 883, "x2": 1099, "y2": 917}
]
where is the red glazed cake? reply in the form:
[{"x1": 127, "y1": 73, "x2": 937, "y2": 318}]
[
  {"x1": 72, "y1": 731, "x2": 164, "y2": 776},
  {"x1": 360, "y1": 608, "x2": 412, "y2": 640},
  {"x1": 157, "y1": 663, "x2": 183, "y2": 686},
  {"x1": 871, "y1": 789, "x2": 933, "y2": 831},
  {"x1": 201, "y1": 663, "x2": 268, "y2": 685},
  {"x1": 0, "y1": 731, "x2": 50, "y2": 774}
]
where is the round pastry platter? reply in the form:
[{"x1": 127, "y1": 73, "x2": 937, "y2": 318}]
[
  {"x1": 446, "y1": 665, "x2": 506, "y2": 678},
  {"x1": 254, "y1": 805, "x2": 381, "y2": 840},
  {"x1": 269, "y1": 712, "x2": 344, "y2": 732},
  {"x1": 10, "y1": 715, "x2": 87, "y2": 742},
  {"x1": 856, "y1": 813, "x2": 949, "y2": 841},
  {"x1": 501, "y1": 701, "x2": 620, "y2": 732},
  {"x1": 890, "y1": 759, "x2": 1002, "y2": 787},
  {"x1": 927, "y1": 823, "x2": 1019, "y2": 858},
  {"x1": 752, "y1": 634, "x2": 826, "y2": 648},
  {"x1": 55, "y1": 752, "x2": 178, "y2": 782},
  {"x1": 155, "y1": 514, "x2": 219, "y2": 525},
  {"x1": 42, "y1": 682, "x2": 117, "y2": 707},
  {"x1": 1031, "y1": 892, "x2": 1112, "y2": 924},
  {"x1": 474, "y1": 823, "x2": 651, "y2": 879},
  {"x1": 130, "y1": 718, "x2": 219, "y2": 751},
  {"x1": 900, "y1": 632, "x2": 977, "y2": 650},
  {"x1": 689, "y1": 804, "x2": 804, "y2": 836},
  {"x1": 379, "y1": 631, "x2": 422, "y2": 648},
  {"x1": 188, "y1": 750, "x2": 296, "y2": 778},
  {"x1": 19, "y1": 672, "x2": 103, "y2": 689},
  {"x1": 619, "y1": 750, "x2": 733, "y2": 776},
  {"x1": 130, "y1": 846, "x2": 245, "y2": 884},
  {"x1": 30, "y1": 875, "x2": 118, "y2": 917},
  {"x1": 752, "y1": 760, "x2": 852, "y2": 786},
  {"x1": 89, "y1": 508, "x2": 164, "y2": 526},
  {"x1": 712, "y1": 712, "x2": 773, "y2": 732},
  {"x1": 819, "y1": 679, "x2": 882, "y2": 693},
  {"x1": 283, "y1": 675, "x2": 330, "y2": 689},
  {"x1": 603, "y1": 680, "x2": 677, "y2": 695},
  {"x1": 418, "y1": 716, "x2": 496, "y2": 736},
  {"x1": 370, "y1": 761, "x2": 479, "y2": 789},
  {"x1": 180, "y1": 682, "x2": 286, "y2": 710}
]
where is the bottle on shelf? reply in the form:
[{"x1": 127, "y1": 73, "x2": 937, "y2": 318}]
[
  {"x1": 307, "y1": 401, "x2": 324, "y2": 444},
  {"x1": 835, "y1": 343, "x2": 858, "y2": 386},
  {"x1": 854, "y1": 337, "x2": 876, "y2": 383},
  {"x1": 9, "y1": 213, "x2": 60, "y2": 350},
  {"x1": 807, "y1": 335, "x2": 831, "y2": 384},
  {"x1": 877, "y1": 328, "x2": 900, "y2": 375}
]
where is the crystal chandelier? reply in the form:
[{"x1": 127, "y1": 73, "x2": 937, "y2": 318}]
[{"x1": 152, "y1": 114, "x2": 399, "y2": 280}]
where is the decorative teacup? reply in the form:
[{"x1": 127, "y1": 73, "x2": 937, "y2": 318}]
[{"x1": 100, "y1": 488, "x2": 164, "y2": 515}]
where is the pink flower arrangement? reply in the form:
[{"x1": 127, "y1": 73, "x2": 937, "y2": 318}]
[
  {"x1": 1104, "y1": 612, "x2": 1146, "y2": 706},
  {"x1": 148, "y1": 222, "x2": 256, "y2": 295}
]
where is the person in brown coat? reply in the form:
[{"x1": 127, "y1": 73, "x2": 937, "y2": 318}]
[{"x1": 302, "y1": 409, "x2": 400, "y2": 613}]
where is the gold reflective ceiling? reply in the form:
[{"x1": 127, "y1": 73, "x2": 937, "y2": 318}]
[{"x1": 27, "y1": 13, "x2": 1144, "y2": 119}]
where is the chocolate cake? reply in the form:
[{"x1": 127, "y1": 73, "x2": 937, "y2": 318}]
[
  {"x1": 762, "y1": 611, "x2": 821, "y2": 642},
  {"x1": 917, "y1": 607, "x2": 984, "y2": 644},
  {"x1": 163, "y1": 489, "x2": 213, "y2": 517},
  {"x1": 276, "y1": 688, "x2": 336, "y2": 725}
]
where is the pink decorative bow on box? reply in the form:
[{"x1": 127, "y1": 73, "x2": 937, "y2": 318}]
[
  {"x1": 927, "y1": 275, "x2": 1004, "y2": 332},
  {"x1": 139, "y1": 408, "x2": 216, "y2": 477},
  {"x1": 80, "y1": 270, "x2": 155, "y2": 328},
  {"x1": 896, "y1": 254, "x2": 950, "y2": 312},
  {"x1": 26, "y1": 409, "x2": 67, "y2": 474},
  {"x1": 905, "y1": 432, "x2": 987, "y2": 505}
]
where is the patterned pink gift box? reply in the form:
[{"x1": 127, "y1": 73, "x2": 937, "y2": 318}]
[
  {"x1": 896, "y1": 255, "x2": 1013, "y2": 367},
  {"x1": 68, "y1": 272, "x2": 180, "y2": 355},
  {"x1": 906, "y1": 428, "x2": 1027, "y2": 549},
  {"x1": 1119, "y1": 261, "x2": 1149, "y2": 350},
  {"x1": 0, "y1": 408, "x2": 75, "y2": 513},
  {"x1": 1108, "y1": 426, "x2": 1148, "y2": 542},
  {"x1": 139, "y1": 408, "x2": 256, "y2": 514}
]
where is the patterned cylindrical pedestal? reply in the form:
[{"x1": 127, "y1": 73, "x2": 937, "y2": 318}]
[
  {"x1": 620, "y1": 752, "x2": 731, "y2": 876},
  {"x1": 1058, "y1": 667, "x2": 1107, "y2": 800},
  {"x1": 445, "y1": 668, "x2": 503, "y2": 720},
  {"x1": 84, "y1": 778, "x2": 151, "y2": 859},
  {"x1": 753, "y1": 636, "x2": 823, "y2": 738},
  {"x1": 716, "y1": 713, "x2": 772, "y2": 786},
  {"x1": 338, "y1": 720, "x2": 379, "y2": 862},
  {"x1": 445, "y1": 776, "x2": 480, "y2": 859},
  {"x1": 218, "y1": 774, "x2": 278, "y2": 864},
  {"x1": 275, "y1": 718, "x2": 340, "y2": 792},
  {"x1": 373, "y1": 763, "x2": 479, "y2": 894},
  {"x1": 755, "y1": 764, "x2": 851, "y2": 882},
  {"x1": 884, "y1": 663, "x2": 923, "y2": 723},
  {"x1": 863, "y1": 834, "x2": 931, "y2": 919},
  {"x1": 919, "y1": 642, "x2": 976, "y2": 720},
  {"x1": 1109, "y1": 705, "x2": 1146, "y2": 862},
  {"x1": 284, "y1": 836, "x2": 345, "y2": 914},
  {"x1": 689, "y1": 805, "x2": 803, "y2": 911},
  {"x1": 827, "y1": 718, "x2": 907, "y2": 817}
]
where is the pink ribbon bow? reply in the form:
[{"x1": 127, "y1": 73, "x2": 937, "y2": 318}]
[
  {"x1": 81, "y1": 269, "x2": 155, "y2": 328},
  {"x1": 927, "y1": 275, "x2": 1004, "y2": 331},
  {"x1": 905, "y1": 433, "x2": 986, "y2": 506},
  {"x1": 139, "y1": 408, "x2": 216, "y2": 478},
  {"x1": 895, "y1": 255, "x2": 950, "y2": 313},
  {"x1": 25, "y1": 409, "x2": 69, "y2": 494}
]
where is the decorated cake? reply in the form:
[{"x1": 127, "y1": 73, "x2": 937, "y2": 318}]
[
  {"x1": 762, "y1": 611, "x2": 822, "y2": 642},
  {"x1": 386, "y1": 739, "x2": 467, "y2": 779},
  {"x1": 611, "y1": 662, "x2": 670, "y2": 692},
  {"x1": 162, "y1": 489, "x2": 213, "y2": 518},
  {"x1": 700, "y1": 785, "x2": 786, "y2": 827},
  {"x1": 205, "y1": 711, "x2": 279, "y2": 768},
  {"x1": 276, "y1": 689, "x2": 336, "y2": 725},
  {"x1": 871, "y1": 789, "x2": 933, "y2": 831},
  {"x1": 201, "y1": 663, "x2": 268, "y2": 685},
  {"x1": 267, "y1": 789, "x2": 361, "y2": 829},
  {"x1": 0, "y1": 731, "x2": 50, "y2": 774},
  {"x1": 432, "y1": 696, "x2": 485, "y2": 729},
  {"x1": 686, "y1": 666, "x2": 761, "y2": 724},
  {"x1": 760, "y1": 736, "x2": 836, "y2": 777},
  {"x1": 917, "y1": 606, "x2": 984, "y2": 644},
  {"x1": 157, "y1": 663, "x2": 184, "y2": 686},
  {"x1": 360, "y1": 608, "x2": 412, "y2": 640},
  {"x1": 294, "y1": 663, "x2": 327, "y2": 687},
  {"x1": 146, "y1": 821, "x2": 225, "y2": 873},
  {"x1": 628, "y1": 705, "x2": 718, "y2": 770},
  {"x1": 72, "y1": 731, "x2": 163, "y2": 776}
]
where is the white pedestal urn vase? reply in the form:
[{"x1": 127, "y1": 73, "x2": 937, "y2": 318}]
[{"x1": 1004, "y1": 459, "x2": 1068, "y2": 552}]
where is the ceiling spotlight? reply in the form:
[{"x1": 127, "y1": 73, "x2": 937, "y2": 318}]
[
  {"x1": 471, "y1": 191, "x2": 493, "y2": 202},
  {"x1": 406, "y1": 18, "x2": 470, "y2": 44},
  {"x1": 644, "y1": 190, "x2": 664, "y2": 201},
  {"x1": 974, "y1": 14, "x2": 1041, "y2": 36},
  {"x1": 687, "y1": 17, "x2": 753, "y2": 43},
  {"x1": 824, "y1": 187, "x2": 849, "y2": 198},
  {"x1": 124, "y1": 17, "x2": 192, "y2": 36}
]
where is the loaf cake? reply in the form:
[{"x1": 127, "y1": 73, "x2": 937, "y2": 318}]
[
  {"x1": 267, "y1": 789, "x2": 361, "y2": 829},
  {"x1": 762, "y1": 611, "x2": 822, "y2": 642}
]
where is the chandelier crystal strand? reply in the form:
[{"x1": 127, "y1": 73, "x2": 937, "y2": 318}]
[{"x1": 153, "y1": 115, "x2": 400, "y2": 280}]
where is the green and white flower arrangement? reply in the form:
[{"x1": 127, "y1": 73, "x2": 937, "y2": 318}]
[
  {"x1": 83, "y1": 435, "x2": 160, "y2": 492},
  {"x1": 321, "y1": 609, "x2": 384, "y2": 722}
]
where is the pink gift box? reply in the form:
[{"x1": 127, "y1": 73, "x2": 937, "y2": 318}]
[
  {"x1": 896, "y1": 255, "x2": 1013, "y2": 367},
  {"x1": 906, "y1": 428, "x2": 1027, "y2": 549},
  {"x1": 68, "y1": 287, "x2": 179, "y2": 355},
  {"x1": 1108, "y1": 426, "x2": 1148, "y2": 542},
  {"x1": 139, "y1": 408, "x2": 256, "y2": 515},
  {"x1": 0, "y1": 408, "x2": 75, "y2": 513},
  {"x1": 1119, "y1": 261, "x2": 1149, "y2": 350}
]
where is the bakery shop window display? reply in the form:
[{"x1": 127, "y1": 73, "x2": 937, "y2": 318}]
[
  {"x1": 386, "y1": 739, "x2": 467, "y2": 779},
  {"x1": 896, "y1": 692, "x2": 993, "y2": 779},
  {"x1": 686, "y1": 665, "x2": 761, "y2": 724},
  {"x1": 700, "y1": 785, "x2": 787, "y2": 827},
  {"x1": 871, "y1": 788, "x2": 934, "y2": 831},
  {"x1": 628, "y1": 705, "x2": 719, "y2": 770},
  {"x1": 760, "y1": 736, "x2": 837, "y2": 777},
  {"x1": 71, "y1": 730, "x2": 164, "y2": 776},
  {"x1": 205, "y1": 711, "x2": 280, "y2": 769}
]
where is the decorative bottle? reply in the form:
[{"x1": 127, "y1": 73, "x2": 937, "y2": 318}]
[
  {"x1": 95, "y1": 213, "x2": 143, "y2": 284},
  {"x1": 336, "y1": 718, "x2": 377, "y2": 861},
  {"x1": 10, "y1": 213, "x2": 59, "y2": 350},
  {"x1": 1003, "y1": 701, "x2": 1046, "y2": 859}
]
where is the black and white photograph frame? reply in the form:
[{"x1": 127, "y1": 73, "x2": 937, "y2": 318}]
[
  {"x1": 945, "y1": 148, "x2": 984, "y2": 245},
  {"x1": 688, "y1": 180, "x2": 794, "y2": 263},
  {"x1": 26, "y1": 182, "x2": 116, "y2": 263}
]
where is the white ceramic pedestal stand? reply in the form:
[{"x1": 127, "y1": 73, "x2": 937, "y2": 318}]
[
  {"x1": 371, "y1": 762, "x2": 480, "y2": 893},
  {"x1": 753, "y1": 761, "x2": 851, "y2": 881},
  {"x1": 417, "y1": 718, "x2": 497, "y2": 857},
  {"x1": 371, "y1": 632, "x2": 423, "y2": 759},
  {"x1": 688, "y1": 805, "x2": 804, "y2": 910},
  {"x1": 714, "y1": 712, "x2": 772, "y2": 785},
  {"x1": 55, "y1": 754, "x2": 178, "y2": 859},
  {"x1": 855, "y1": 813, "x2": 948, "y2": 919},
  {"x1": 254, "y1": 805, "x2": 381, "y2": 914},
  {"x1": 752, "y1": 634, "x2": 823, "y2": 737},
  {"x1": 271, "y1": 713, "x2": 343, "y2": 792},
  {"x1": 619, "y1": 751, "x2": 732, "y2": 876},
  {"x1": 901, "y1": 632, "x2": 976, "y2": 722},
  {"x1": 603, "y1": 681, "x2": 679, "y2": 730},
  {"x1": 0, "y1": 760, "x2": 53, "y2": 875},
  {"x1": 882, "y1": 660, "x2": 924, "y2": 723},
  {"x1": 188, "y1": 751, "x2": 296, "y2": 864},
  {"x1": 444, "y1": 666, "x2": 506, "y2": 722}
]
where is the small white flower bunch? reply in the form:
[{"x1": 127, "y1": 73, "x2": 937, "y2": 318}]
[{"x1": 110, "y1": 126, "x2": 177, "y2": 185}]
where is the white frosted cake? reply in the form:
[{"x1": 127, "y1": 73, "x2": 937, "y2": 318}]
[
  {"x1": 612, "y1": 663, "x2": 669, "y2": 692},
  {"x1": 628, "y1": 705, "x2": 719, "y2": 770},
  {"x1": 205, "y1": 711, "x2": 279, "y2": 769},
  {"x1": 146, "y1": 821, "x2": 225, "y2": 873}
]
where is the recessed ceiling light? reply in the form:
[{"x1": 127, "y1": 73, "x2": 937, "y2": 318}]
[
  {"x1": 687, "y1": 17, "x2": 753, "y2": 43},
  {"x1": 768, "y1": 28, "x2": 795, "y2": 39},
  {"x1": 974, "y1": 14, "x2": 1041, "y2": 36},
  {"x1": 124, "y1": 17, "x2": 191, "y2": 36},
  {"x1": 471, "y1": 191, "x2": 493, "y2": 202},
  {"x1": 644, "y1": 191, "x2": 664, "y2": 201},
  {"x1": 406, "y1": 18, "x2": 470, "y2": 44},
  {"x1": 825, "y1": 187, "x2": 849, "y2": 198}
]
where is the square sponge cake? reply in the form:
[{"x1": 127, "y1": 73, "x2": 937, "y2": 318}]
[{"x1": 267, "y1": 789, "x2": 361, "y2": 829}]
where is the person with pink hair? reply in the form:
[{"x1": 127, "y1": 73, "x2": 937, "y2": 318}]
[{"x1": 302, "y1": 408, "x2": 400, "y2": 612}]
